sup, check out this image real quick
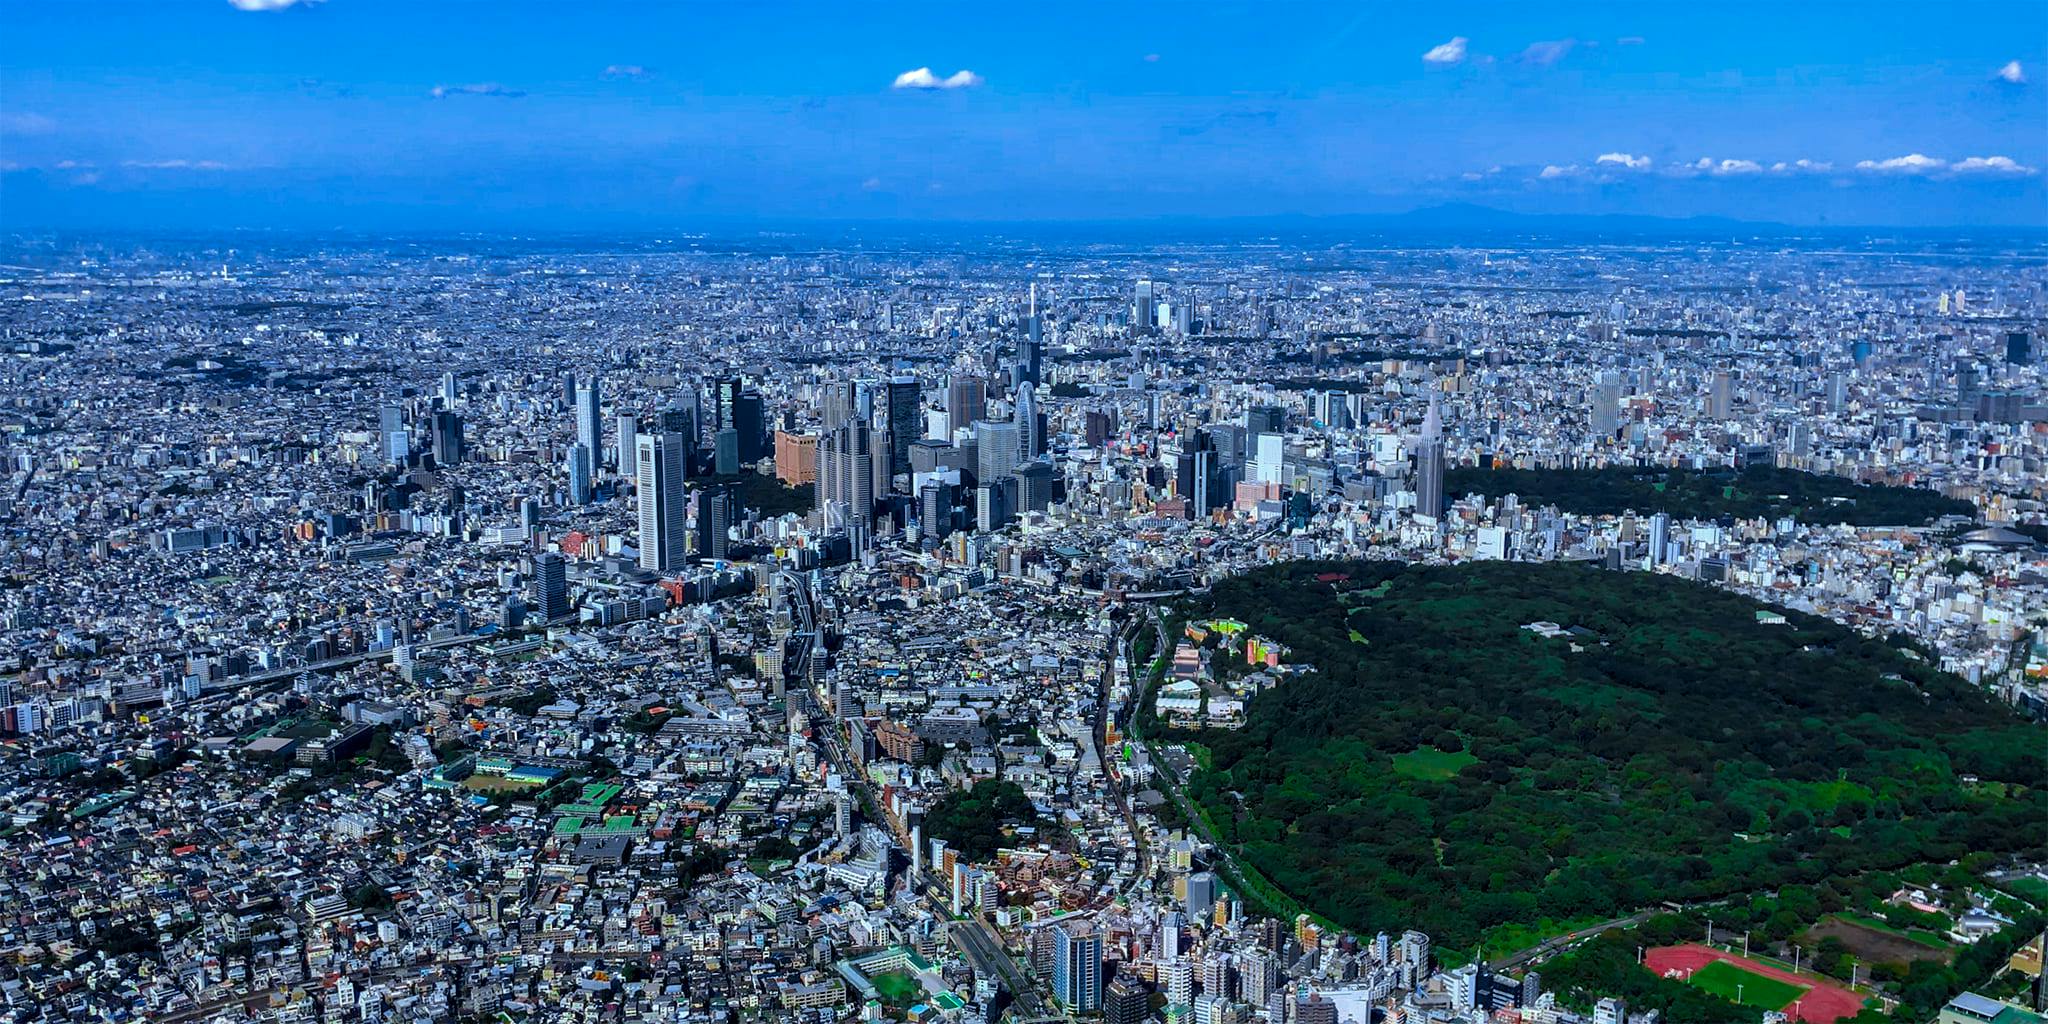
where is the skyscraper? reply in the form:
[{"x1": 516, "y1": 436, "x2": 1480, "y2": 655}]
[
  {"x1": 1134, "y1": 279, "x2": 1156, "y2": 333},
  {"x1": 946, "y1": 375, "x2": 987, "y2": 437},
  {"x1": 820, "y1": 379, "x2": 858, "y2": 429},
  {"x1": 697, "y1": 483, "x2": 735, "y2": 561},
  {"x1": 566, "y1": 444, "x2": 592, "y2": 505},
  {"x1": 1414, "y1": 397, "x2": 1446, "y2": 519},
  {"x1": 975, "y1": 419, "x2": 1021, "y2": 484},
  {"x1": 429, "y1": 409, "x2": 464, "y2": 467},
  {"x1": 1052, "y1": 922, "x2": 1103, "y2": 1013},
  {"x1": 732, "y1": 388, "x2": 766, "y2": 464},
  {"x1": 885, "y1": 375, "x2": 921, "y2": 478},
  {"x1": 1015, "y1": 382, "x2": 1041, "y2": 460},
  {"x1": 575, "y1": 377, "x2": 603, "y2": 473},
  {"x1": 636, "y1": 432, "x2": 688, "y2": 571},
  {"x1": 380, "y1": 403, "x2": 409, "y2": 464},
  {"x1": 818, "y1": 421, "x2": 875, "y2": 532},
  {"x1": 1591, "y1": 371, "x2": 1622, "y2": 439},
  {"x1": 1707, "y1": 370, "x2": 1733, "y2": 420},
  {"x1": 616, "y1": 414, "x2": 639, "y2": 477},
  {"x1": 530, "y1": 551, "x2": 569, "y2": 621}
]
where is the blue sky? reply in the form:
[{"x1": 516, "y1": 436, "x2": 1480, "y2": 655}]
[{"x1": 1, "y1": 0, "x2": 2044, "y2": 230}]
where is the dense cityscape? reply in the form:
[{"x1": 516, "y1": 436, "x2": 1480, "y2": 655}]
[{"x1": 0, "y1": 227, "x2": 2042, "y2": 1024}]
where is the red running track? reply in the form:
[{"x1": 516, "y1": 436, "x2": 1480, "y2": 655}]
[{"x1": 1644, "y1": 944, "x2": 1867, "y2": 1024}]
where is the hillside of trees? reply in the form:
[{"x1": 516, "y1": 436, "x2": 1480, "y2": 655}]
[
  {"x1": 1180, "y1": 561, "x2": 2046, "y2": 951},
  {"x1": 924, "y1": 780, "x2": 1039, "y2": 863},
  {"x1": 1444, "y1": 464, "x2": 1973, "y2": 526}
]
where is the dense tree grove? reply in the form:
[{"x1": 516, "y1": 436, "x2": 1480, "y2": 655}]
[
  {"x1": 1182, "y1": 561, "x2": 2047, "y2": 951},
  {"x1": 1443, "y1": 464, "x2": 1974, "y2": 526},
  {"x1": 924, "y1": 781, "x2": 1039, "y2": 863}
]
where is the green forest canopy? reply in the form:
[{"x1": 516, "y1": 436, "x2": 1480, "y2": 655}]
[
  {"x1": 924, "y1": 780, "x2": 1039, "y2": 863},
  {"x1": 1444, "y1": 464, "x2": 1973, "y2": 526},
  {"x1": 1179, "y1": 560, "x2": 2046, "y2": 951}
]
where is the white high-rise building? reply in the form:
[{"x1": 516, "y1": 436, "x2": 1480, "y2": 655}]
[{"x1": 636, "y1": 432, "x2": 689, "y2": 571}]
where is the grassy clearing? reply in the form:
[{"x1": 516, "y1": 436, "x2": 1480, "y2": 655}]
[
  {"x1": 1391, "y1": 747, "x2": 1478, "y2": 780},
  {"x1": 1688, "y1": 960, "x2": 1807, "y2": 1009}
]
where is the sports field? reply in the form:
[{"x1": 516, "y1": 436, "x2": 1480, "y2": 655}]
[
  {"x1": 1690, "y1": 959, "x2": 1808, "y2": 1008},
  {"x1": 1646, "y1": 944, "x2": 1867, "y2": 1024}
]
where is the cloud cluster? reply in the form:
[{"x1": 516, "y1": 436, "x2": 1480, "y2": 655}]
[
  {"x1": 1523, "y1": 151, "x2": 2036, "y2": 184},
  {"x1": 892, "y1": 67, "x2": 982, "y2": 90},
  {"x1": 121, "y1": 159, "x2": 230, "y2": 170},
  {"x1": 430, "y1": 83, "x2": 526, "y2": 99},
  {"x1": 227, "y1": 0, "x2": 313, "y2": 9},
  {"x1": 1520, "y1": 39, "x2": 1576, "y2": 67},
  {"x1": 602, "y1": 65, "x2": 651, "y2": 80},
  {"x1": 1421, "y1": 38, "x2": 1468, "y2": 65},
  {"x1": 1595, "y1": 152, "x2": 1651, "y2": 169},
  {"x1": 1995, "y1": 60, "x2": 2025, "y2": 85}
]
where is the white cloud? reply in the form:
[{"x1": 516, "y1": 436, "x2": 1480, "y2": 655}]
[
  {"x1": 1767, "y1": 159, "x2": 1833, "y2": 174},
  {"x1": 1144, "y1": 53, "x2": 1161, "y2": 63},
  {"x1": 861, "y1": 177, "x2": 883, "y2": 191},
  {"x1": 1422, "y1": 37, "x2": 1469, "y2": 65},
  {"x1": 892, "y1": 67, "x2": 982, "y2": 90},
  {"x1": 1855, "y1": 153, "x2": 1946, "y2": 174},
  {"x1": 1520, "y1": 39, "x2": 1576, "y2": 67},
  {"x1": 602, "y1": 65, "x2": 650, "y2": 80},
  {"x1": 1994, "y1": 60, "x2": 2025, "y2": 84},
  {"x1": 1595, "y1": 152, "x2": 1651, "y2": 170},
  {"x1": 0, "y1": 112, "x2": 56, "y2": 135},
  {"x1": 121, "y1": 159, "x2": 229, "y2": 170},
  {"x1": 1538, "y1": 164, "x2": 1582, "y2": 179},
  {"x1": 227, "y1": 0, "x2": 312, "y2": 9},
  {"x1": 54, "y1": 159, "x2": 93, "y2": 170},
  {"x1": 1711, "y1": 159, "x2": 1763, "y2": 176},
  {"x1": 1950, "y1": 155, "x2": 2036, "y2": 176},
  {"x1": 430, "y1": 83, "x2": 526, "y2": 99},
  {"x1": 1616, "y1": 36, "x2": 1646, "y2": 46}
]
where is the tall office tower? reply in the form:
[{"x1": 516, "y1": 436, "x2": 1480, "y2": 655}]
[
  {"x1": 1104, "y1": 978, "x2": 1150, "y2": 1024},
  {"x1": 817, "y1": 422, "x2": 875, "y2": 531},
  {"x1": 715, "y1": 427, "x2": 741, "y2": 475},
  {"x1": 566, "y1": 444, "x2": 593, "y2": 505},
  {"x1": 1592, "y1": 998, "x2": 1626, "y2": 1024},
  {"x1": 529, "y1": 551, "x2": 569, "y2": 621},
  {"x1": 975, "y1": 477, "x2": 1016, "y2": 532},
  {"x1": 1015, "y1": 382, "x2": 1041, "y2": 459},
  {"x1": 561, "y1": 371, "x2": 578, "y2": 407},
  {"x1": 659, "y1": 404, "x2": 698, "y2": 456},
  {"x1": 1826, "y1": 372, "x2": 1849, "y2": 412},
  {"x1": 575, "y1": 378, "x2": 603, "y2": 475},
  {"x1": 1955, "y1": 360, "x2": 1982, "y2": 409},
  {"x1": 974, "y1": 420, "x2": 1021, "y2": 484},
  {"x1": 1706, "y1": 370, "x2": 1733, "y2": 420},
  {"x1": 440, "y1": 371, "x2": 458, "y2": 406},
  {"x1": 1251, "y1": 432, "x2": 1285, "y2": 485},
  {"x1": 1247, "y1": 404, "x2": 1286, "y2": 439},
  {"x1": 1134, "y1": 279, "x2": 1156, "y2": 333},
  {"x1": 1052, "y1": 923, "x2": 1103, "y2": 1013},
  {"x1": 2008, "y1": 331, "x2": 2033, "y2": 365},
  {"x1": 1414, "y1": 397, "x2": 1446, "y2": 518},
  {"x1": 429, "y1": 409, "x2": 464, "y2": 467},
  {"x1": 1186, "y1": 870, "x2": 1218, "y2": 921},
  {"x1": 1014, "y1": 462, "x2": 1055, "y2": 514},
  {"x1": 1314, "y1": 390, "x2": 1350, "y2": 430},
  {"x1": 636, "y1": 433, "x2": 689, "y2": 571},
  {"x1": 380, "y1": 403, "x2": 409, "y2": 464},
  {"x1": 869, "y1": 428, "x2": 894, "y2": 509},
  {"x1": 1018, "y1": 337, "x2": 1043, "y2": 389},
  {"x1": 1173, "y1": 299, "x2": 1193, "y2": 335},
  {"x1": 1084, "y1": 408, "x2": 1116, "y2": 448},
  {"x1": 820, "y1": 379, "x2": 858, "y2": 429},
  {"x1": 697, "y1": 483, "x2": 735, "y2": 561},
  {"x1": 1590, "y1": 370, "x2": 1622, "y2": 439},
  {"x1": 1648, "y1": 512, "x2": 1670, "y2": 566},
  {"x1": 714, "y1": 376, "x2": 743, "y2": 430},
  {"x1": 775, "y1": 430, "x2": 819, "y2": 485},
  {"x1": 616, "y1": 414, "x2": 639, "y2": 477},
  {"x1": 732, "y1": 388, "x2": 766, "y2": 464},
  {"x1": 1788, "y1": 422, "x2": 1811, "y2": 458},
  {"x1": 919, "y1": 481, "x2": 953, "y2": 541},
  {"x1": 885, "y1": 376, "x2": 920, "y2": 477},
  {"x1": 947, "y1": 375, "x2": 988, "y2": 437}
]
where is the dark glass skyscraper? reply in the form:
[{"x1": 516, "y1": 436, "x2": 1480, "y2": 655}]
[{"x1": 885, "y1": 375, "x2": 920, "y2": 478}]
